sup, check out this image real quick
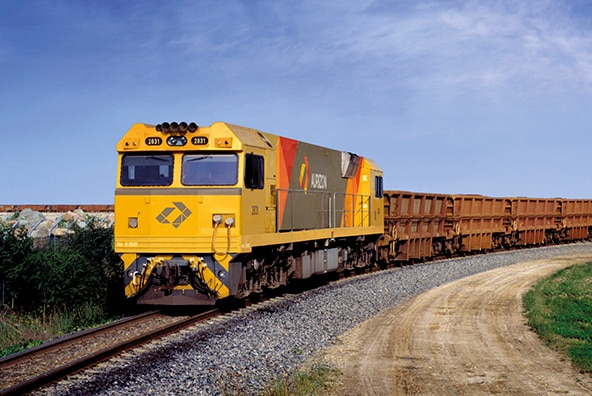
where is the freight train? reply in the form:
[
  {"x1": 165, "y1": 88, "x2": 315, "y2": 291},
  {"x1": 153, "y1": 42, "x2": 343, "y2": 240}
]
[{"x1": 114, "y1": 121, "x2": 592, "y2": 305}]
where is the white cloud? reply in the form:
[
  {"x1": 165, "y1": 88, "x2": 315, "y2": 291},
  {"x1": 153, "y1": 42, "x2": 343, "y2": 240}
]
[{"x1": 269, "y1": 0, "x2": 592, "y2": 97}]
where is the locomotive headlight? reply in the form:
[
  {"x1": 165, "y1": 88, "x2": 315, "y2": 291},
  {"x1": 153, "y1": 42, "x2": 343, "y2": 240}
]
[
  {"x1": 128, "y1": 217, "x2": 138, "y2": 228},
  {"x1": 212, "y1": 214, "x2": 223, "y2": 224},
  {"x1": 225, "y1": 217, "x2": 235, "y2": 227},
  {"x1": 156, "y1": 121, "x2": 198, "y2": 133},
  {"x1": 218, "y1": 270, "x2": 226, "y2": 279}
]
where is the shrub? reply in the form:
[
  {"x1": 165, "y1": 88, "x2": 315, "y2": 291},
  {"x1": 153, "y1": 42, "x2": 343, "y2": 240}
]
[
  {"x1": 1, "y1": 220, "x2": 123, "y2": 315},
  {"x1": 0, "y1": 223, "x2": 33, "y2": 308}
]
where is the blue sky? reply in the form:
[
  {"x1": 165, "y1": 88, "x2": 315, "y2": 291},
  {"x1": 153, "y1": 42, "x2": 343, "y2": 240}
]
[{"x1": 1, "y1": 0, "x2": 591, "y2": 204}]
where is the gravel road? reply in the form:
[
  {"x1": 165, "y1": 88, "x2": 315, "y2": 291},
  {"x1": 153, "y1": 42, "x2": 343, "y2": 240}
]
[{"x1": 323, "y1": 254, "x2": 592, "y2": 395}]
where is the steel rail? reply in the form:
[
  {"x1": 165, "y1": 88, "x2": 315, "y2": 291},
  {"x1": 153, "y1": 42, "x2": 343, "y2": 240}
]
[
  {"x1": 0, "y1": 309, "x2": 218, "y2": 396},
  {"x1": 0, "y1": 310, "x2": 159, "y2": 367}
]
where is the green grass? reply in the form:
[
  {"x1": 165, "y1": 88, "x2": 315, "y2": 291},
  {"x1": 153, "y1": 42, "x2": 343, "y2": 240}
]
[
  {"x1": 1, "y1": 310, "x2": 54, "y2": 357},
  {"x1": 0, "y1": 304, "x2": 120, "y2": 357},
  {"x1": 261, "y1": 364, "x2": 341, "y2": 396},
  {"x1": 523, "y1": 261, "x2": 592, "y2": 372},
  {"x1": 219, "y1": 364, "x2": 341, "y2": 396}
]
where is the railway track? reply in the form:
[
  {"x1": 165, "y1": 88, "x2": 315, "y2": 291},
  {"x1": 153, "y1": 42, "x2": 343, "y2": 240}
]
[{"x1": 0, "y1": 309, "x2": 218, "y2": 395}]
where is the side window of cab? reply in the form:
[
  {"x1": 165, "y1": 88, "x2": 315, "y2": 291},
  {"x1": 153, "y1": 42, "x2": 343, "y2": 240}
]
[
  {"x1": 375, "y1": 175, "x2": 383, "y2": 198},
  {"x1": 245, "y1": 153, "x2": 264, "y2": 189}
]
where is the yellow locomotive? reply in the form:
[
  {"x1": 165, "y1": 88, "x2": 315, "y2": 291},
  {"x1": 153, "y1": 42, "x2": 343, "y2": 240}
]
[{"x1": 115, "y1": 122, "x2": 384, "y2": 305}]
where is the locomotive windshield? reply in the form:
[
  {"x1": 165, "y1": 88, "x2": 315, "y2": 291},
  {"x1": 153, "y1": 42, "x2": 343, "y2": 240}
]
[
  {"x1": 182, "y1": 153, "x2": 238, "y2": 186},
  {"x1": 120, "y1": 154, "x2": 173, "y2": 186}
]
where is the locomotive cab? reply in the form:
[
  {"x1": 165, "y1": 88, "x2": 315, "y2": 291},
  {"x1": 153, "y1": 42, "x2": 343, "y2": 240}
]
[{"x1": 115, "y1": 122, "x2": 276, "y2": 305}]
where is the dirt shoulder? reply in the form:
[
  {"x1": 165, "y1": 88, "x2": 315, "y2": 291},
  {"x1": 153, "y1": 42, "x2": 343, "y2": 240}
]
[{"x1": 321, "y1": 255, "x2": 592, "y2": 395}]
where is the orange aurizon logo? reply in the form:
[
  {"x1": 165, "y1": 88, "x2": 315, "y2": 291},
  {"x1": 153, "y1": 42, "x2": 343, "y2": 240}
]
[
  {"x1": 299, "y1": 156, "x2": 310, "y2": 192},
  {"x1": 156, "y1": 202, "x2": 192, "y2": 228}
]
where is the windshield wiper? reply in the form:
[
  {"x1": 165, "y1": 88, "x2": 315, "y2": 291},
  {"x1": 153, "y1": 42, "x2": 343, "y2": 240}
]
[
  {"x1": 186, "y1": 155, "x2": 213, "y2": 162},
  {"x1": 145, "y1": 155, "x2": 171, "y2": 162}
]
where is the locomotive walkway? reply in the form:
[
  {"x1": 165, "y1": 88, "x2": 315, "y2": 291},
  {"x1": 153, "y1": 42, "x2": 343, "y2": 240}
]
[{"x1": 323, "y1": 255, "x2": 592, "y2": 395}]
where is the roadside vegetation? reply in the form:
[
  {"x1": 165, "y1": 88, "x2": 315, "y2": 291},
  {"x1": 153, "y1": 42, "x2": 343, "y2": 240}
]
[
  {"x1": 523, "y1": 261, "x2": 592, "y2": 373},
  {"x1": 0, "y1": 220, "x2": 124, "y2": 357},
  {"x1": 218, "y1": 364, "x2": 341, "y2": 396},
  {"x1": 261, "y1": 364, "x2": 341, "y2": 396}
]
